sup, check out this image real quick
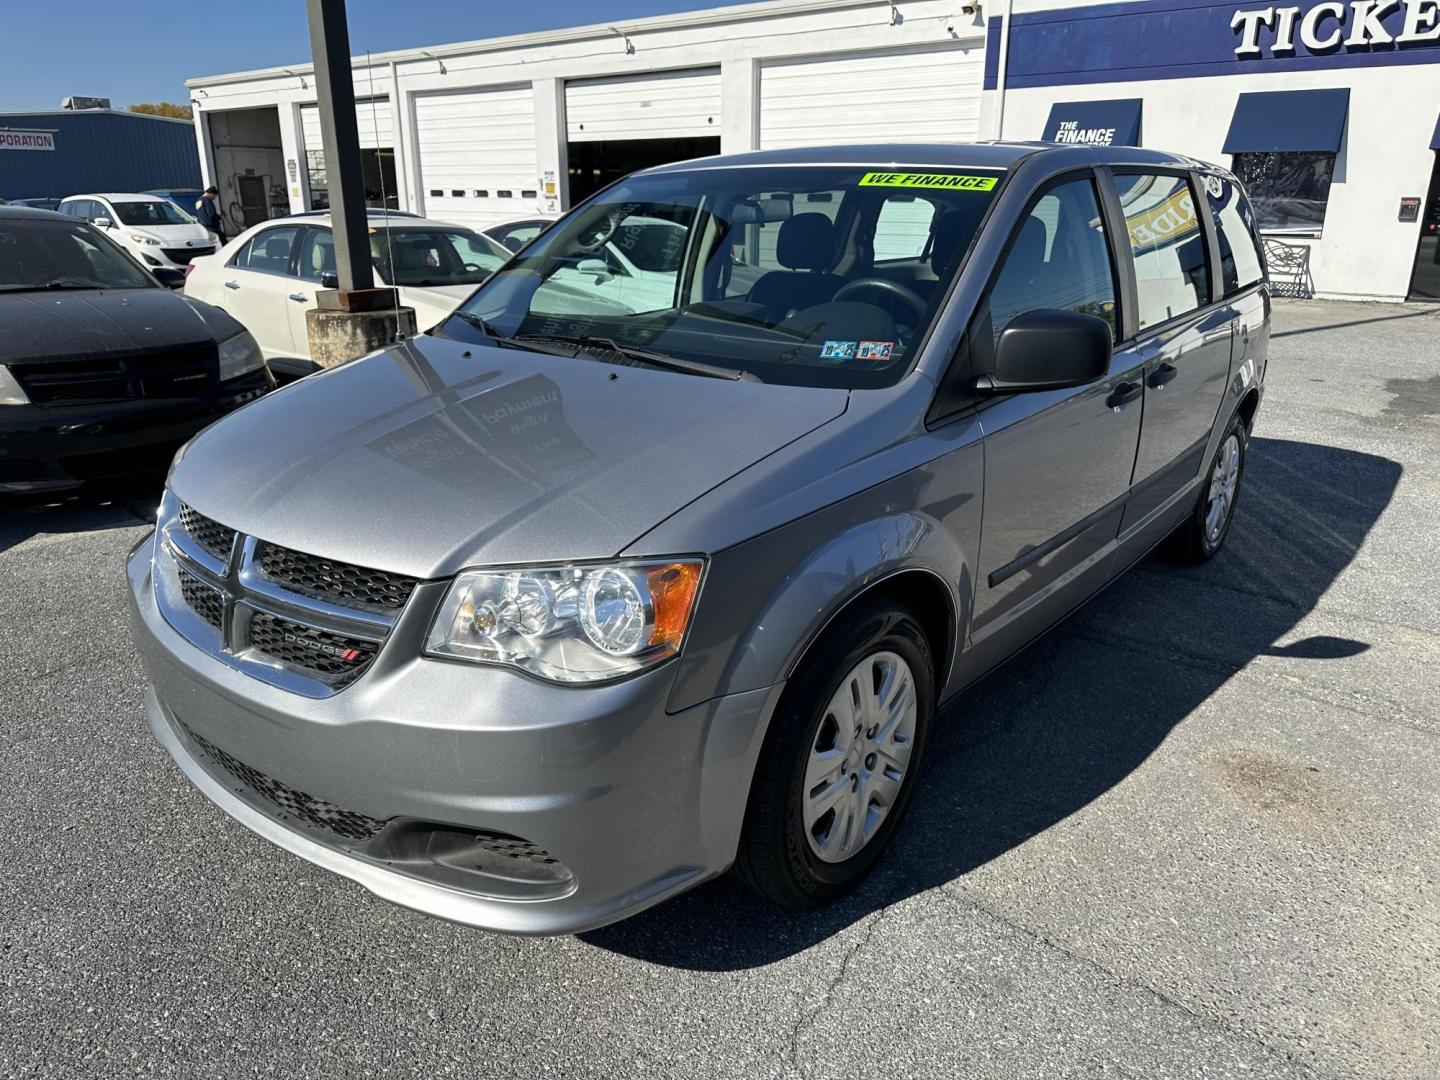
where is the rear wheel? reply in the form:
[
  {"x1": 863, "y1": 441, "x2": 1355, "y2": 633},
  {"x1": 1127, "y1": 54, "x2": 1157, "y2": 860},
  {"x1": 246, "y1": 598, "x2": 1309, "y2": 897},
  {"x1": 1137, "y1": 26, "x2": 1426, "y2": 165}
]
[
  {"x1": 734, "y1": 598, "x2": 934, "y2": 908},
  {"x1": 1168, "y1": 411, "x2": 1248, "y2": 563}
]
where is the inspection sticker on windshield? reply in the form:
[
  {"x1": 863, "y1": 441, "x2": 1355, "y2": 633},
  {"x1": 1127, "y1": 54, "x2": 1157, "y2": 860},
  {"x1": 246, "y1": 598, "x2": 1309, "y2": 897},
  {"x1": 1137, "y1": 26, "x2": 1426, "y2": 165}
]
[
  {"x1": 857, "y1": 340, "x2": 894, "y2": 362},
  {"x1": 859, "y1": 171, "x2": 999, "y2": 192},
  {"x1": 820, "y1": 340, "x2": 858, "y2": 361}
]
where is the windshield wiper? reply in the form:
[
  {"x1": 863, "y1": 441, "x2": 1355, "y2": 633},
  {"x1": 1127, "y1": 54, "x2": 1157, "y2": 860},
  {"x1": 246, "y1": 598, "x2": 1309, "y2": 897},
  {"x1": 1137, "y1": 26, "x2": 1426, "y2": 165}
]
[
  {"x1": 0, "y1": 279, "x2": 105, "y2": 292},
  {"x1": 513, "y1": 333, "x2": 760, "y2": 382}
]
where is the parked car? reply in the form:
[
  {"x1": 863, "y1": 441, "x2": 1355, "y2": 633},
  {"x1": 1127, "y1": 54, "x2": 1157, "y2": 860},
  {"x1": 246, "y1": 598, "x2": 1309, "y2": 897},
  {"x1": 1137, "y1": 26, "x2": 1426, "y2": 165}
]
[
  {"x1": 484, "y1": 217, "x2": 554, "y2": 253},
  {"x1": 145, "y1": 189, "x2": 206, "y2": 218},
  {"x1": 128, "y1": 143, "x2": 1269, "y2": 934},
  {"x1": 8, "y1": 197, "x2": 61, "y2": 211},
  {"x1": 183, "y1": 213, "x2": 510, "y2": 380},
  {"x1": 0, "y1": 207, "x2": 273, "y2": 494},
  {"x1": 59, "y1": 193, "x2": 215, "y2": 287}
]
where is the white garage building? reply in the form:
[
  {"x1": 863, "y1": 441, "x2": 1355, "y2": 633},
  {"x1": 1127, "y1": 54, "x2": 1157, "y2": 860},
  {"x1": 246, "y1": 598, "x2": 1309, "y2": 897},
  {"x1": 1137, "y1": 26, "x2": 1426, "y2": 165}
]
[
  {"x1": 187, "y1": 0, "x2": 1438, "y2": 302},
  {"x1": 185, "y1": 0, "x2": 987, "y2": 235}
]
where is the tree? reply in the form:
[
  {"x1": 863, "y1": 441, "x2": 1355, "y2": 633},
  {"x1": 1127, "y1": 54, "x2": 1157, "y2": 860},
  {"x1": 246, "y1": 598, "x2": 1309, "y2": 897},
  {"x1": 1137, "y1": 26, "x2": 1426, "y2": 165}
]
[{"x1": 129, "y1": 102, "x2": 193, "y2": 120}]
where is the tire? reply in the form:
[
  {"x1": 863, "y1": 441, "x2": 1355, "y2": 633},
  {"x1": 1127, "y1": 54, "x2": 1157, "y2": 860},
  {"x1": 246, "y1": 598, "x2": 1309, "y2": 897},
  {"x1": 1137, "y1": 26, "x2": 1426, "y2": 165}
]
[
  {"x1": 734, "y1": 597, "x2": 935, "y2": 909},
  {"x1": 1168, "y1": 410, "x2": 1248, "y2": 564}
]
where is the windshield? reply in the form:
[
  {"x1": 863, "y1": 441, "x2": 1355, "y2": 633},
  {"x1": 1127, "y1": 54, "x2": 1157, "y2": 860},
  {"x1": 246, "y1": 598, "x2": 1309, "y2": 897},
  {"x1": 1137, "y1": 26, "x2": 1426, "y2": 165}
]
[
  {"x1": 112, "y1": 200, "x2": 193, "y2": 226},
  {"x1": 0, "y1": 218, "x2": 155, "y2": 291},
  {"x1": 371, "y1": 228, "x2": 509, "y2": 287},
  {"x1": 439, "y1": 164, "x2": 1003, "y2": 388}
]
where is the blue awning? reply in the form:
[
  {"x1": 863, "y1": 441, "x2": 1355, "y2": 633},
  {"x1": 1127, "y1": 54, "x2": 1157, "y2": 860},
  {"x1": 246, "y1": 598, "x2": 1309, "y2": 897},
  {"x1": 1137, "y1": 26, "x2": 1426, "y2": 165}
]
[
  {"x1": 1042, "y1": 99, "x2": 1142, "y2": 147},
  {"x1": 1223, "y1": 89, "x2": 1350, "y2": 155}
]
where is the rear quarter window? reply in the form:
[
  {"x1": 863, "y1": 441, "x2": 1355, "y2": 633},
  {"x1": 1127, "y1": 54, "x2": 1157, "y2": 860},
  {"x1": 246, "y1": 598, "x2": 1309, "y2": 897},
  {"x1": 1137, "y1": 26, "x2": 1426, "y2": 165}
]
[{"x1": 1204, "y1": 174, "x2": 1265, "y2": 295}]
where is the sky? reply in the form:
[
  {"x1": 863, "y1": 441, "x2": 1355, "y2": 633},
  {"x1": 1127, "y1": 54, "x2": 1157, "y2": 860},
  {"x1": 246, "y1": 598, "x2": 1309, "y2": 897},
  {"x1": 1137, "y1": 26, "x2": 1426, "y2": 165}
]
[{"x1": 0, "y1": 0, "x2": 724, "y2": 112}]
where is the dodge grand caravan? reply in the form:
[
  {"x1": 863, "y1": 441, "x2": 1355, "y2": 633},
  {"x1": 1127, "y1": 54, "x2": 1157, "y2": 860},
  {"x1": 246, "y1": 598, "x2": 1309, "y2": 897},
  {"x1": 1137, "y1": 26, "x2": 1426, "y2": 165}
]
[{"x1": 127, "y1": 143, "x2": 1270, "y2": 934}]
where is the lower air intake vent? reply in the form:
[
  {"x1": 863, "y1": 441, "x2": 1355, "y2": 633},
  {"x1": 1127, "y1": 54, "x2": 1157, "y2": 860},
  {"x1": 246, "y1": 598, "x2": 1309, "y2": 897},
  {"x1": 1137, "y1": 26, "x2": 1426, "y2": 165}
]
[{"x1": 182, "y1": 721, "x2": 389, "y2": 842}]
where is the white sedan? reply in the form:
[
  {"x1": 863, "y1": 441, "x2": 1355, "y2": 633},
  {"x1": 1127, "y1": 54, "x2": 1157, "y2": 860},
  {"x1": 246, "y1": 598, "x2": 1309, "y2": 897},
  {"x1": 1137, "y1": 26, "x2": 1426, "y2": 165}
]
[{"x1": 184, "y1": 212, "x2": 509, "y2": 378}]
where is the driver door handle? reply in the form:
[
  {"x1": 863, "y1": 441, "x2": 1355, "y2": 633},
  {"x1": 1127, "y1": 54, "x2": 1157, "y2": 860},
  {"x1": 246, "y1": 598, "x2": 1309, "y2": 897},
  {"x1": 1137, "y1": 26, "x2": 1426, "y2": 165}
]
[
  {"x1": 288, "y1": 293, "x2": 310, "y2": 303},
  {"x1": 1106, "y1": 382, "x2": 1143, "y2": 410},
  {"x1": 1148, "y1": 362, "x2": 1178, "y2": 389},
  {"x1": 224, "y1": 281, "x2": 240, "y2": 290}
]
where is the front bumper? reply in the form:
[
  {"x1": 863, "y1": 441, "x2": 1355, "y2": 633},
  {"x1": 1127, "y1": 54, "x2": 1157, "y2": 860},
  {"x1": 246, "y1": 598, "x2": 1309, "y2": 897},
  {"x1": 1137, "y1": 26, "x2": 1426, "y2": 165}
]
[
  {"x1": 0, "y1": 371, "x2": 271, "y2": 493},
  {"x1": 127, "y1": 537, "x2": 782, "y2": 935}
]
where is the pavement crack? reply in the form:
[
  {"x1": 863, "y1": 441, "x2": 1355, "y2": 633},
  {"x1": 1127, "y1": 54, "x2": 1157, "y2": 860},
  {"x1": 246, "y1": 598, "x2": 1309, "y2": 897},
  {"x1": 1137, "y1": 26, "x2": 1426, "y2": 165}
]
[
  {"x1": 938, "y1": 884, "x2": 1334, "y2": 1080},
  {"x1": 785, "y1": 904, "x2": 892, "y2": 1078}
]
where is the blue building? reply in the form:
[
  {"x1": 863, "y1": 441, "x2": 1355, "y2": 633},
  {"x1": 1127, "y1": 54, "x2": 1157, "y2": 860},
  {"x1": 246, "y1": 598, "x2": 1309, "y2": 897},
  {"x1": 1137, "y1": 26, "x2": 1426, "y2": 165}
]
[{"x1": 0, "y1": 109, "x2": 201, "y2": 202}]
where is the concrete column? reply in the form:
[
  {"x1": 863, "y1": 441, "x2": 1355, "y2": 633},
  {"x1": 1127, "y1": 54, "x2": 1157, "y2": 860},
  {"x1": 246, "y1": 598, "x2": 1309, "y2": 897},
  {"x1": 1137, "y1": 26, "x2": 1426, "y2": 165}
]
[
  {"x1": 387, "y1": 61, "x2": 413, "y2": 212},
  {"x1": 720, "y1": 57, "x2": 758, "y2": 154},
  {"x1": 192, "y1": 111, "x2": 216, "y2": 189},
  {"x1": 276, "y1": 101, "x2": 308, "y2": 214},
  {"x1": 532, "y1": 77, "x2": 567, "y2": 213}
]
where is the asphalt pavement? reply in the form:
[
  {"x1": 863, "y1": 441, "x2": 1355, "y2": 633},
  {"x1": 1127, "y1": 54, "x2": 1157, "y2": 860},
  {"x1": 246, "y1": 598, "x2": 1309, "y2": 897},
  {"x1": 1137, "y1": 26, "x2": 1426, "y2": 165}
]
[{"x1": 1, "y1": 299, "x2": 1436, "y2": 1079}]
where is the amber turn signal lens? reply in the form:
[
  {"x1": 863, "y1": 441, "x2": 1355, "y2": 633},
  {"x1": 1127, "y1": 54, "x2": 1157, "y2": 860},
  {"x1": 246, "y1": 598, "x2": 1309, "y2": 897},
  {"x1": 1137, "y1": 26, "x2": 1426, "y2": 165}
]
[{"x1": 646, "y1": 561, "x2": 703, "y2": 649}]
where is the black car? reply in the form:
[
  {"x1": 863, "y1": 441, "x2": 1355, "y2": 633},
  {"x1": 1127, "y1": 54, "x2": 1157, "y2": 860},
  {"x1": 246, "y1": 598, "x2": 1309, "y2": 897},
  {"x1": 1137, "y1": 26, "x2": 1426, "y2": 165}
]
[{"x1": 0, "y1": 207, "x2": 275, "y2": 494}]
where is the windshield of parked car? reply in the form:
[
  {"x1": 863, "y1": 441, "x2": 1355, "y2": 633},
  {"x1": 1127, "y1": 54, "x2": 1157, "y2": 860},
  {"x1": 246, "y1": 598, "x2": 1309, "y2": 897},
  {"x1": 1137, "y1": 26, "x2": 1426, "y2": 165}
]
[
  {"x1": 112, "y1": 200, "x2": 193, "y2": 226},
  {"x1": 0, "y1": 218, "x2": 155, "y2": 291},
  {"x1": 370, "y1": 228, "x2": 509, "y2": 287},
  {"x1": 439, "y1": 164, "x2": 1004, "y2": 388}
]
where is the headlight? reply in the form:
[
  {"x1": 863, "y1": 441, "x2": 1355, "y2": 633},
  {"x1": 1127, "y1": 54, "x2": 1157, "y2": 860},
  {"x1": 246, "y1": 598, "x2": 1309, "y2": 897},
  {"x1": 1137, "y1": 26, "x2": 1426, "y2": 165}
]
[
  {"x1": 218, "y1": 331, "x2": 265, "y2": 381},
  {"x1": 129, "y1": 234, "x2": 162, "y2": 246},
  {"x1": 0, "y1": 365, "x2": 29, "y2": 405},
  {"x1": 426, "y1": 559, "x2": 704, "y2": 684}
]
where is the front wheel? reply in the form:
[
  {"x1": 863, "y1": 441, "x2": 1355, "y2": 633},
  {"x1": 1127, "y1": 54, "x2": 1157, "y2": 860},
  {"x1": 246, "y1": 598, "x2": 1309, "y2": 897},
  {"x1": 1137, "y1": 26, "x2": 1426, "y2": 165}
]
[
  {"x1": 734, "y1": 598, "x2": 934, "y2": 909},
  {"x1": 1168, "y1": 411, "x2": 1248, "y2": 563}
]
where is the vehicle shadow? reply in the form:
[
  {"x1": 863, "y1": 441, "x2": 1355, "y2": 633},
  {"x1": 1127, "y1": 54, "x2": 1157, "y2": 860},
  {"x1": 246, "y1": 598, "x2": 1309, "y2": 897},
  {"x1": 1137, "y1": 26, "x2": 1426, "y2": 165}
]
[
  {"x1": 580, "y1": 436, "x2": 1401, "y2": 970},
  {"x1": 0, "y1": 472, "x2": 164, "y2": 558}
]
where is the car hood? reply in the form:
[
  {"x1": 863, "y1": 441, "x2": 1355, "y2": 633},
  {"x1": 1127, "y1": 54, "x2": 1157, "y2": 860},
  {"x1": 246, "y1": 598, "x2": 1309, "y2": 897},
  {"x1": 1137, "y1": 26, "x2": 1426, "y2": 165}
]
[
  {"x1": 0, "y1": 288, "x2": 234, "y2": 365},
  {"x1": 128, "y1": 223, "x2": 211, "y2": 244},
  {"x1": 171, "y1": 334, "x2": 849, "y2": 578}
]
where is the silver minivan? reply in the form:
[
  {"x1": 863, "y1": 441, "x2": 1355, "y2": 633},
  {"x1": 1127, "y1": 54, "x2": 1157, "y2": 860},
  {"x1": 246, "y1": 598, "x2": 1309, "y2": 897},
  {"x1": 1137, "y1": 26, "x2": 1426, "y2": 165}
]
[{"x1": 127, "y1": 142, "x2": 1269, "y2": 934}]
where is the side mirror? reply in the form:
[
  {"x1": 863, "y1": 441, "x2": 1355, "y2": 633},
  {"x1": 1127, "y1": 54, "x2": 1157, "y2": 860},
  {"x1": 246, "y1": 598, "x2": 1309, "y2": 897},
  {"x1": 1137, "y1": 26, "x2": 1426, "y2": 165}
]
[
  {"x1": 320, "y1": 273, "x2": 339, "y2": 289},
  {"x1": 93, "y1": 216, "x2": 113, "y2": 229},
  {"x1": 576, "y1": 258, "x2": 611, "y2": 280},
  {"x1": 975, "y1": 309, "x2": 1112, "y2": 394}
]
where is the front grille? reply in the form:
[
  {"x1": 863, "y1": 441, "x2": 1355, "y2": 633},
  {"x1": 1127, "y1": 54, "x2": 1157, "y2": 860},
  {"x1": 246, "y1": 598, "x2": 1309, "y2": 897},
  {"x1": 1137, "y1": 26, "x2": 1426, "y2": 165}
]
[
  {"x1": 11, "y1": 344, "x2": 217, "y2": 404},
  {"x1": 177, "y1": 566, "x2": 225, "y2": 629},
  {"x1": 247, "y1": 610, "x2": 378, "y2": 687},
  {"x1": 11, "y1": 358, "x2": 129, "y2": 403},
  {"x1": 181, "y1": 721, "x2": 389, "y2": 842},
  {"x1": 179, "y1": 503, "x2": 236, "y2": 561},
  {"x1": 162, "y1": 246, "x2": 214, "y2": 265},
  {"x1": 255, "y1": 542, "x2": 419, "y2": 613}
]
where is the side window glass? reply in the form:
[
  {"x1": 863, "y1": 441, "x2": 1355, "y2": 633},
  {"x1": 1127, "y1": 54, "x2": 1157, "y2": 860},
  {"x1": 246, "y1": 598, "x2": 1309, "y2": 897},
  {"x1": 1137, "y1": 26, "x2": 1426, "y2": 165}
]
[
  {"x1": 238, "y1": 226, "x2": 300, "y2": 275},
  {"x1": 1203, "y1": 175, "x2": 1264, "y2": 295},
  {"x1": 987, "y1": 176, "x2": 1117, "y2": 344},
  {"x1": 1114, "y1": 172, "x2": 1209, "y2": 331},
  {"x1": 227, "y1": 238, "x2": 253, "y2": 268},
  {"x1": 297, "y1": 228, "x2": 336, "y2": 282},
  {"x1": 873, "y1": 196, "x2": 937, "y2": 262}
]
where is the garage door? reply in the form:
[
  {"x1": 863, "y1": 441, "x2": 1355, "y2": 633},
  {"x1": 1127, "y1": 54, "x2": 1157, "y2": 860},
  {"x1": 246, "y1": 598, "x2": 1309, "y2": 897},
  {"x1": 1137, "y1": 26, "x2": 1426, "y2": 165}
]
[
  {"x1": 300, "y1": 97, "x2": 393, "y2": 151},
  {"x1": 758, "y1": 45, "x2": 983, "y2": 148},
  {"x1": 414, "y1": 85, "x2": 539, "y2": 231},
  {"x1": 565, "y1": 69, "x2": 721, "y2": 142}
]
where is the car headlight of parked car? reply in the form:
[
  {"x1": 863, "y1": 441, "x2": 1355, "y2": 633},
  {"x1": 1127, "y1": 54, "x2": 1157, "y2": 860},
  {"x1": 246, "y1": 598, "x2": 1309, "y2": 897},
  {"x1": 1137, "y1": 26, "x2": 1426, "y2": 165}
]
[
  {"x1": 426, "y1": 559, "x2": 704, "y2": 683},
  {"x1": 218, "y1": 331, "x2": 266, "y2": 381},
  {"x1": 129, "y1": 234, "x2": 163, "y2": 246},
  {"x1": 0, "y1": 365, "x2": 29, "y2": 405}
]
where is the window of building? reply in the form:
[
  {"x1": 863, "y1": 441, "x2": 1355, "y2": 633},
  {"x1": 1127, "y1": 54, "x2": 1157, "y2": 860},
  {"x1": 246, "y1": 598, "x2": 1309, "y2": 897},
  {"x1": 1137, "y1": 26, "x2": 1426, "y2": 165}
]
[
  {"x1": 1203, "y1": 175, "x2": 1265, "y2": 296},
  {"x1": 1230, "y1": 152, "x2": 1335, "y2": 235},
  {"x1": 986, "y1": 175, "x2": 1117, "y2": 343},
  {"x1": 1113, "y1": 172, "x2": 1210, "y2": 331}
]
